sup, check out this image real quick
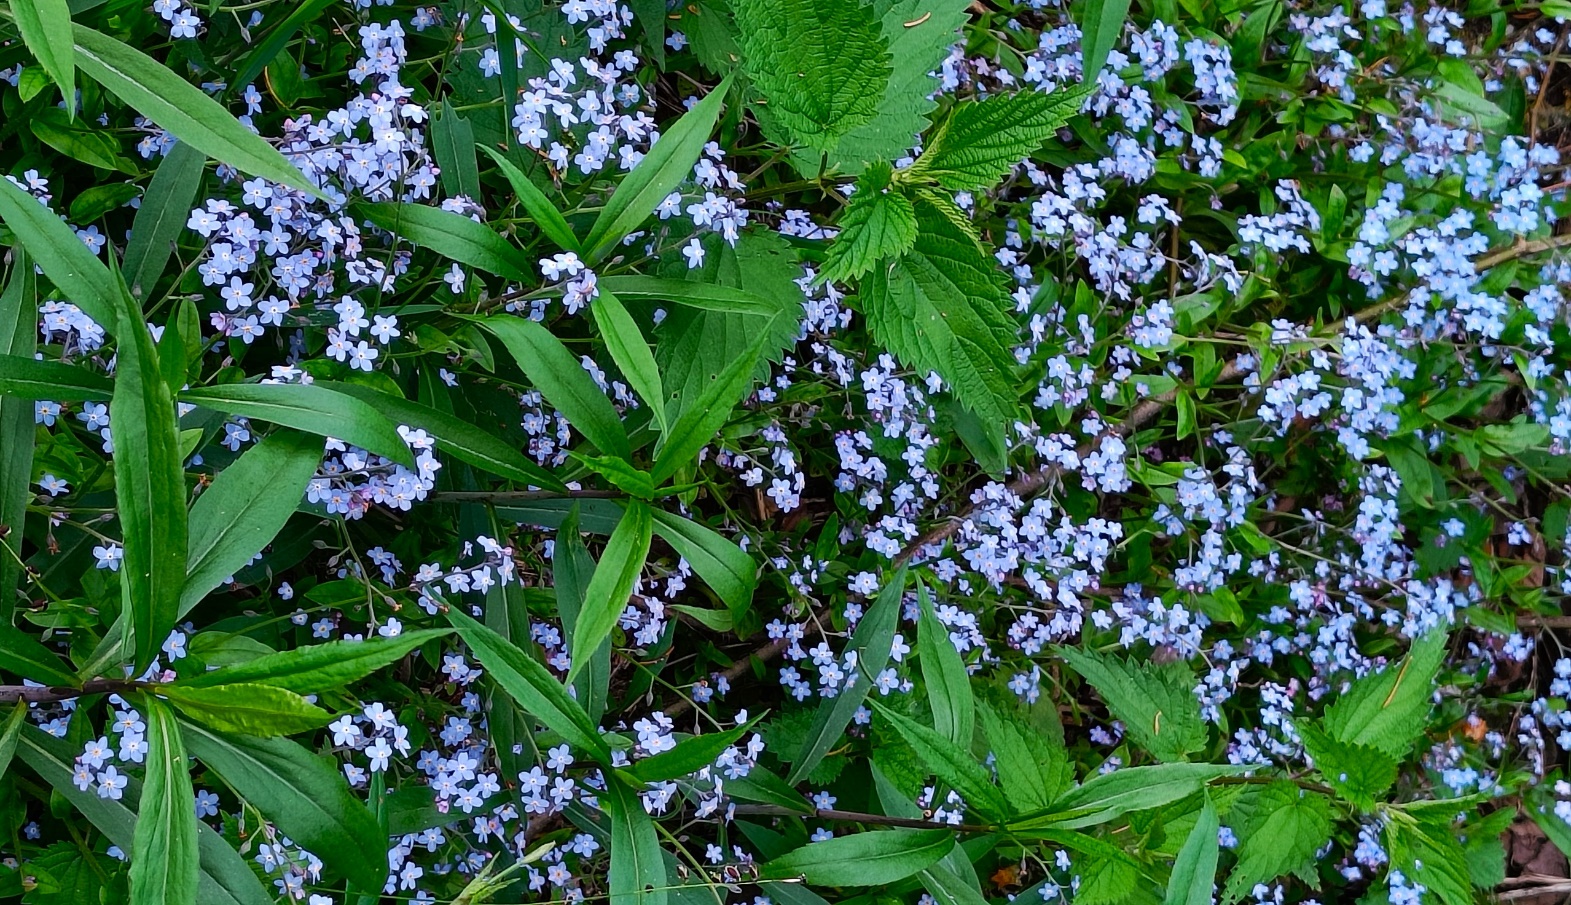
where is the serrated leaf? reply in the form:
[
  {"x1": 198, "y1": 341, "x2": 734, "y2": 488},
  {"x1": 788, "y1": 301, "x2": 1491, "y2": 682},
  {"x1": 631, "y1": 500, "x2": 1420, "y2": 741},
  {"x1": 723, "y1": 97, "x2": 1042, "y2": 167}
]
[
  {"x1": 160, "y1": 684, "x2": 331, "y2": 737},
  {"x1": 871, "y1": 700, "x2": 1012, "y2": 821},
  {"x1": 821, "y1": 162, "x2": 917, "y2": 283},
  {"x1": 1323, "y1": 630, "x2": 1447, "y2": 757},
  {"x1": 567, "y1": 501, "x2": 652, "y2": 682},
  {"x1": 976, "y1": 699, "x2": 1064, "y2": 813},
  {"x1": 860, "y1": 195, "x2": 1020, "y2": 426},
  {"x1": 1221, "y1": 783, "x2": 1331, "y2": 905},
  {"x1": 1057, "y1": 646, "x2": 1206, "y2": 763},
  {"x1": 354, "y1": 202, "x2": 534, "y2": 282},
  {"x1": 1297, "y1": 724, "x2": 1398, "y2": 811},
  {"x1": 648, "y1": 509, "x2": 756, "y2": 620},
  {"x1": 912, "y1": 86, "x2": 1092, "y2": 191},
  {"x1": 130, "y1": 699, "x2": 199, "y2": 905},
  {"x1": 72, "y1": 25, "x2": 320, "y2": 198},
  {"x1": 175, "y1": 630, "x2": 450, "y2": 694},
  {"x1": 606, "y1": 777, "x2": 669, "y2": 905},
  {"x1": 1385, "y1": 815, "x2": 1471, "y2": 905},
  {"x1": 478, "y1": 316, "x2": 632, "y2": 460},
  {"x1": 180, "y1": 383, "x2": 414, "y2": 467},
  {"x1": 735, "y1": 0, "x2": 891, "y2": 151},
  {"x1": 759, "y1": 828, "x2": 954, "y2": 886},
  {"x1": 13, "y1": 0, "x2": 75, "y2": 111},
  {"x1": 917, "y1": 582, "x2": 972, "y2": 746},
  {"x1": 1164, "y1": 794, "x2": 1220, "y2": 905}
]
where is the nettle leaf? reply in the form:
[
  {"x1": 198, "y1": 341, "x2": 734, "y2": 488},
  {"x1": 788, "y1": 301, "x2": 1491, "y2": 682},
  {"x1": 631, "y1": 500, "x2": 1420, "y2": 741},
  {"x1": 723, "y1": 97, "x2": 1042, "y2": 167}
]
[
  {"x1": 174, "y1": 630, "x2": 450, "y2": 694},
  {"x1": 1297, "y1": 723, "x2": 1398, "y2": 811},
  {"x1": 976, "y1": 699, "x2": 1067, "y2": 813},
  {"x1": 911, "y1": 86, "x2": 1093, "y2": 190},
  {"x1": 871, "y1": 700, "x2": 1012, "y2": 821},
  {"x1": 860, "y1": 195, "x2": 1021, "y2": 427},
  {"x1": 735, "y1": 0, "x2": 892, "y2": 151},
  {"x1": 567, "y1": 501, "x2": 653, "y2": 682},
  {"x1": 1221, "y1": 782, "x2": 1331, "y2": 905},
  {"x1": 354, "y1": 202, "x2": 534, "y2": 282},
  {"x1": 606, "y1": 777, "x2": 669, "y2": 905},
  {"x1": 758, "y1": 828, "x2": 953, "y2": 886},
  {"x1": 1057, "y1": 647, "x2": 1207, "y2": 763},
  {"x1": 160, "y1": 684, "x2": 332, "y2": 737},
  {"x1": 130, "y1": 699, "x2": 199, "y2": 905},
  {"x1": 1385, "y1": 814, "x2": 1472, "y2": 905},
  {"x1": 820, "y1": 162, "x2": 918, "y2": 284},
  {"x1": 1323, "y1": 630, "x2": 1447, "y2": 757},
  {"x1": 917, "y1": 582, "x2": 973, "y2": 747}
]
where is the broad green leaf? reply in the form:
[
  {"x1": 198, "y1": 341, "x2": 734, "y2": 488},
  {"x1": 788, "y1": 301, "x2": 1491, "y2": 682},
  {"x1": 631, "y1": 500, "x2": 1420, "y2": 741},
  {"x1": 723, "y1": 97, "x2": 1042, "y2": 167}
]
[
  {"x1": 1077, "y1": 0, "x2": 1131, "y2": 79},
  {"x1": 911, "y1": 86, "x2": 1093, "y2": 191},
  {"x1": 446, "y1": 606, "x2": 612, "y2": 760},
  {"x1": 1221, "y1": 783, "x2": 1331, "y2": 905},
  {"x1": 648, "y1": 509, "x2": 756, "y2": 619},
  {"x1": 109, "y1": 270, "x2": 187, "y2": 671},
  {"x1": 601, "y1": 274, "x2": 784, "y2": 317},
  {"x1": 0, "y1": 702, "x2": 25, "y2": 782},
  {"x1": 820, "y1": 163, "x2": 917, "y2": 284},
  {"x1": 0, "y1": 174, "x2": 117, "y2": 329},
  {"x1": 123, "y1": 142, "x2": 205, "y2": 300},
  {"x1": 183, "y1": 724, "x2": 387, "y2": 890},
  {"x1": 0, "y1": 354, "x2": 114, "y2": 402},
  {"x1": 130, "y1": 699, "x2": 199, "y2": 905},
  {"x1": 917, "y1": 582, "x2": 972, "y2": 747},
  {"x1": 354, "y1": 201, "x2": 534, "y2": 282},
  {"x1": 861, "y1": 195, "x2": 1020, "y2": 427},
  {"x1": 181, "y1": 429, "x2": 323, "y2": 615},
  {"x1": 567, "y1": 501, "x2": 652, "y2": 682},
  {"x1": 0, "y1": 624, "x2": 78, "y2": 686},
  {"x1": 477, "y1": 316, "x2": 632, "y2": 460},
  {"x1": 788, "y1": 568, "x2": 907, "y2": 783},
  {"x1": 16, "y1": 726, "x2": 273, "y2": 905},
  {"x1": 0, "y1": 253, "x2": 37, "y2": 617},
  {"x1": 160, "y1": 683, "x2": 331, "y2": 737},
  {"x1": 71, "y1": 25, "x2": 320, "y2": 198},
  {"x1": 433, "y1": 102, "x2": 481, "y2": 202},
  {"x1": 1385, "y1": 813, "x2": 1472, "y2": 905},
  {"x1": 1164, "y1": 794, "x2": 1219, "y2": 905},
  {"x1": 1057, "y1": 647, "x2": 1206, "y2": 763},
  {"x1": 975, "y1": 699, "x2": 1063, "y2": 813},
  {"x1": 871, "y1": 700, "x2": 1012, "y2": 821},
  {"x1": 651, "y1": 320, "x2": 775, "y2": 484},
  {"x1": 758, "y1": 828, "x2": 953, "y2": 886},
  {"x1": 179, "y1": 383, "x2": 414, "y2": 467},
  {"x1": 735, "y1": 0, "x2": 891, "y2": 150},
  {"x1": 555, "y1": 505, "x2": 610, "y2": 723},
  {"x1": 583, "y1": 74, "x2": 734, "y2": 263},
  {"x1": 30, "y1": 108, "x2": 133, "y2": 172},
  {"x1": 1297, "y1": 723, "x2": 1398, "y2": 811},
  {"x1": 1323, "y1": 630, "x2": 1447, "y2": 757},
  {"x1": 605, "y1": 777, "x2": 669, "y2": 905},
  {"x1": 175, "y1": 629, "x2": 450, "y2": 694},
  {"x1": 920, "y1": 858, "x2": 990, "y2": 905},
  {"x1": 316, "y1": 380, "x2": 564, "y2": 489},
  {"x1": 476, "y1": 143, "x2": 581, "y2": 253},
  {"x1": 592, "y1": 290, "x2": 667, "y2": 433},
  {"x1": 13, "y1": 0, "x2": 75, "y2": 110},
  {"x1": 1017, "y1": 763, "x2": 1248, "y2": 831},
  {"x1": 569, "y1": 450, "x2": 657, "y2": 498},
  {"x1": 627, "y1": 724, "x2": 750, "y2": 783}
]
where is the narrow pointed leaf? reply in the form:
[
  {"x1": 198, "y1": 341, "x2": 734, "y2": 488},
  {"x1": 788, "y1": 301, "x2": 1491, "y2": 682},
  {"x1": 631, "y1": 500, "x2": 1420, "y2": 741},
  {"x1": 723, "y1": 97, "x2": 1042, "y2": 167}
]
[
  {"x1": 599, "y1": 275, "x2": 783, "y2": 317},
  {"x1": 130, "y1": 699, "x2": 199, "y2": 905},
  {"x1": 179, "y1": 383, "x2": 413, "y2": 467},
  {"x1": 917, "y1": 582, "x2": 973, "y2": 747},
  {"x1": 648, "y1": 509, "x2": 756, "y2": 618},
  {"x1": 1164, "y1": 795, "x2": 1220, "y2": 905},
  {"x1": 651, "y1": 319, "x2": 774, "y2": 484},
  {"x1": 568, "y1": 501, "x2": 652, "y2": 682},
  {"x1": 478, "y1": 316, "x2": 632, "y2": 460},
  {"x1": 0, "y1": 175, "x2": 117, "y2": 329},
  {"x1": 476, "y1": 143, "x2": 580, "y2": 253},
  {"x1": 606, "y1": 778, "x2": 669, "y2": 905},
  {"x1": 0, "y1": 355, "x2": 114, "y2": 402},
  {"x1": 759, "y1": 828, "x2": 953, "y2": 886},
  {"x1": 122, "y1": 141, "x2": 205, "y2": 300},
  {"x1": 354, "y1": 202, "x2": 534, "y2": 282},
  {"x1": 0, "y1": 255, "x2": 37, "y2": 616},
  {"x1": 555, "y1": 506, "x2": 610, "y2": 722},
  {"x1": 592, "y1": 289, "x2": 667, "y2": 432},
  {"x1": 175, "y1": 629, "x2": 450, "y2": 694},
  {"x1": 13, "y1": 0, "x2": 74, "y2": 109},
  {"x1": 160, "y1": 684, "x2": 331, "y2": 737},
  {"x1": 871, "y1": 701, "x2": 1011, "y2": 821}
]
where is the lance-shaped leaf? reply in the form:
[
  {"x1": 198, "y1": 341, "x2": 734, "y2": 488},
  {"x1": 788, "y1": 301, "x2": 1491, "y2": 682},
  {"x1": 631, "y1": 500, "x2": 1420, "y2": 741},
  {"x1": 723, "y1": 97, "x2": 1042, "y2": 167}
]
[
  {"x1": 123, "y1": 141, "x2": 205, "y2": 300},
  {"x1": 1057, "y1": 646, "x2": 1206, "y2": 763},
  {"x1": 556, "y1": 506, "x2": 610, "y2": 722},
  {"x1": 476, "y1": 143, "x2": 580, "y2": 253},
  {"x1": 0, "y1": 702, "x2": 27, "y2": 781},
  {"x1": 174, "y1": 630, "x2": 450, "y2": 694},
  {"x1": 478, "y1": 316, "x2": 632, "y2": 461},
  {"x1": 627, "y1": 723, "x2": 750, "y2": 783},
  {"x1": 0, "y1": 625, "x2": 78, "y2": 686},
  {"x1": 917, "y1": 582, "x2": 973, "y2": 747},
  {"x1": 131, "y1": 699, "x2": 199, "y2": 905},
  {"x1": 1014, "y1": 763, "x2": 1248, "y2": 832},
  {"x1": 161, "y1": 684, "x2": 331, "y2": 737},
  {"x1": 0, "y1": 254, "x2": 37, "y2": 618},
  {"x1": 71, "y1": 25, "x2": 319, "y2": 198},
  {"x1": 0, "y1": 175, "x2": 117, "y2": 329},
  {"x1": 758, "y1": 828, "x2": 953, "y2": 887},
  {"x1": 1078, "y1": 0, "x2": 1132, "y2": 79},
  {"x1": 567, "y1": 501, "x2": 652, "y2": 683},
  {"x1": 910, "y1": 86, "x2": 1093, "y2": 191},
  {"x1": 354, "y1": 202, "x2": 534, "y2": 282},
  {"x1": 0, "y1": 355, "x2": 114, "y2": 402},
  {"x1": 871, "y1": 701, "x2": 1011, "y2": 822},
  {"x1": 181, "y1": 429, "x2": 323, "y2": 615},
  {"x1": 184, "y1": 724, "x2": 387, "y2": 890},
  {"x1": 13, "y1": 0, "x2": 74, "y2": 109},
  {"x1": 599, "y1": 275, "x2": 782, "y2": 317},
  {"x1": 432, "y1": 102, "x2": 480, "y2": 202},
  {"x1": 592, "y1": 289, "x2": 667, "y2": 433},
  {"x1": 605, "y1": 777, "x2": 669, "y2": 905},
  {"x1": 1164, "y1": 794, "x2": 1220, "y2": 905},
  {"x1": 648, "y1": 509, "x2": 756, "y2": 618},
  {"x1": 446, "y1": 606, "x2": 611, "y2": 760},
  {"x1": 1323, "y1": 630, "x2": 1448, "y2": 757},
  {"x1": 651, "y1": 319, "x2": 775, "y2": 484},
  {"x1": 180, "y1": 383, "x2": 413, "y2": 467}
]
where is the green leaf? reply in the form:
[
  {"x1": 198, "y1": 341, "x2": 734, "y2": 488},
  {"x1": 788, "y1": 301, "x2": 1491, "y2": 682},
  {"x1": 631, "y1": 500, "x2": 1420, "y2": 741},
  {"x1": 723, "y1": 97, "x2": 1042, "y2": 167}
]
[
  {"x1": 475, "y1": 143, "x2": 581, "y2": 253},
  {"x1": 651, "y1": 319, "x2": 775, "y2": 484},
  {"x1": 16, "y1": 726, "x2": 273, "y2": 905},
  {"x1": 1018, "y1": 763, "x2": 1248, "y2": 831},
  {"x1": 820, "y1": 162, "x2": 918, "y2": 284},
  {"x1": 975, "y1": 699, "x2": 1065, "y2": 813},
  {"x1": 1385, "y1": 814, "x2": 1472, "y2": 905},
  {"x1": 1164, "y1": 794, "x2": 1219, "y2": 905},
  {"x1": 601, "y1": 274, "x2": 786, "y2": 317},
  {"x1": 432, "y1": 101, "x2": 481, "y2": 202},
  {"x1": 13, "y1": 0, "x2": 75, "y2": 109},
  {"x1": 183, "y1": 725, "x2": 387, "y2": 890},
  {"x1": 1077, "y1": 0, "x2": 1131, "y2": 79},
  {"x1": 860, "y1": 195, "x2": 1020, "y2": 427},
  {"x1": 1221, "y1": 784, "x2": 1331, "y2": 904},
  {"x1": 648, "y1": 509, "x2": 756, "y2": 619},
  {"x1": 917, "y1": 582, "x2": 972, "y2": 746},
  {"x1": 570, "y1": 450, "x2": 657, "y2": 498},
  {"x1": 912, "y1": 86, "x2": 1092, "y2": 191},
  {"x1": 122, "y1": 142, "x2": 205, "y2": 300},
  {"x1": 160, "y1": 684, "x2": 332, "y2": 737},
  {"x1": 870, "y1": 700, "x2": 1012, "y2": 821},
  {"x1": 606, "y1": 777, "x2": 669, "y2": 905},
  {"x1": 130, "y1": 699, "x2": 199, "y2": 905},
  {"x1": 0, "y1": 174, "x2": 117, "y2": 329},
  {"x1": 627, "y1": 724, "x2": 751, "y2": 783},
  {"x1": 181, "y1": 429, "x2": 323, "y2": 615},
  {"x1": 445, "y1": 606, "x2": 611, "y2": 760},
  {"x1": 316, "y1": 380, "x2": 564, "y2": 489},
  {"x1": 179, "y1": 383, "x2": 414, "y2": 467},
  {"x1": 29, "y1": 109, "x2": 132, "y2": 173},
  {"x1": 788, "y1": 568, "x2": 907, "y2": 783},
  {"x1": 0, "y1": 254, "x2": 37, "y2": 617},
  {"x1": 727, "y1": 765, "x2": 813, "y2": 812},
  {"x1": 354, "y1": 202, "x2": 534, "y2": 283},
  {"x1": 0, "y1": 702, "x2": 28, "y2": 783},
  {"x1": 567, "y1": 501, "x2": 652, "y2": 682},
  {"x1": 735, "y1": 0, "x2": 891, "y2": 150},
  {"x1": 583, "y1": 74, "x2": 734, "y2": 263},
  {"x1": 70, "y1": 183, "x2": 141, "y2": 223},
  {"x1": 0, "y1": 354, "x2": 114, "y2": 402},
  {"x1": 0, "y1": 624, "x2": 78, "y2": 686},
  {"x1": 555, "y1": 505, "x2": 610, "y2": 723},
  {"x1": 592, "y1": 289, "x2": 667, "y2": 433},
  {"x1": 229, "y1": 0, "x2": 336, "y2": 90},
  {"x1": 477, "y1": 316, "x2": 632, "y2": 460},
  {"x1": 758, "y1": 828, "x2": 953, "y2": 886},
  {"x1": 174, "y1": 630, "x2": 450, "y2": 694},
  {"x1": 71, "y1": 25, "x2": 319, "y2": 198},
  {"x1": 1297, "y1": 724, "x2": 1398, "y2": 811},
  {"x1": 1057, "y1": 647, "x2": 1206, "y2": 763},
  {"x1": 109, "y1": 271, "x2": 187, "y2": 671},
  {"x1": 1323, "y1": 630, "x2": 1447, "y2": 757}
]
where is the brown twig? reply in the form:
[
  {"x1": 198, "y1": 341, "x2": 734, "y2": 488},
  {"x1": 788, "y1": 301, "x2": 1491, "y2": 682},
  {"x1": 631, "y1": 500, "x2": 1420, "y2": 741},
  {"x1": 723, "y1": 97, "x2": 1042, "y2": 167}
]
[
  {"x1": 730, "y1": 804, "x2": 994, "y2": 834},
  {"x1": 429, "y1": 489, "x2": 627, "y2": 503},
  {"x1": 0, "y1": 679, "x2": 136, "y2": 704}
]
